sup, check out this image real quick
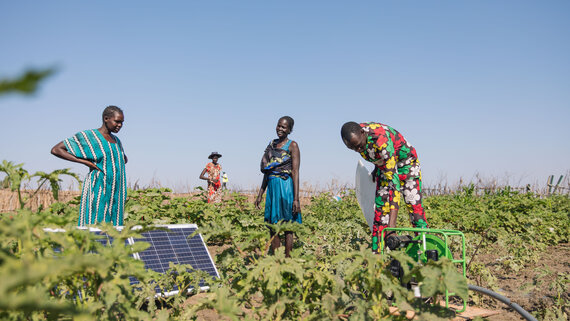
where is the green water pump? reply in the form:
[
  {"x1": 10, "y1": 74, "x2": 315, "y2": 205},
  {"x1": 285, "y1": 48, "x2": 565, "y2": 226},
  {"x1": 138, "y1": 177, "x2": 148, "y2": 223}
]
[{"x1": 380, "y1": 227, "x2": 467, "y2": 312}]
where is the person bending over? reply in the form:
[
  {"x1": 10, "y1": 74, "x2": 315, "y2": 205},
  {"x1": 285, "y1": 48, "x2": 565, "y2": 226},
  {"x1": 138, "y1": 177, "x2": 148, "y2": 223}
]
[
  {"x1": 341, "y1": 121, "x2": 428, "y2": 252},
  {"x1": 255, "y1": 116, "x2": 301, "y2": 258},
  {"x1": 51, "y1": 106, "x2": 127, "y2": 226}
]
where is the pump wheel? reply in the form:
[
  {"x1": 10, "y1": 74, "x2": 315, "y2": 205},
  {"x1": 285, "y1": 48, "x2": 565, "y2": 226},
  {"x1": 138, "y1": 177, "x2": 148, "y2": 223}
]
[{"x1": 405, "y1": 234, "x2": 453, "y2": 263}]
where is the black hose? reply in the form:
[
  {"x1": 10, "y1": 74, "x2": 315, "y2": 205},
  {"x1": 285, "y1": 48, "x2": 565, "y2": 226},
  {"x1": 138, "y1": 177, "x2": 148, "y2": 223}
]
[{"x1": 468, "y1": 284, "x2": 537, "y2": 321}]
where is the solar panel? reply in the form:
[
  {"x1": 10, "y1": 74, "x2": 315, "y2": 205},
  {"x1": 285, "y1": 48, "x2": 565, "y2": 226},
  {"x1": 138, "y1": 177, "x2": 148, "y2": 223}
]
[
  {"x1": 130, "y1": 224, "x2": 219, "y2": 295},
  {"x1": 91, "y1": 230, "x2": 114, "y2": 247},
  {"x1": 44, "y1": 224, "x2": 219, "y2": 296},
  {"x1": 79, "y1": 226, "x2": 129, "y2": 252},
  {"x1": 44, "y1": 227, "x2": 125, "y2": 253},
  {"x1": 135, "y1": 226, "x2": 218, "y2": 276}
]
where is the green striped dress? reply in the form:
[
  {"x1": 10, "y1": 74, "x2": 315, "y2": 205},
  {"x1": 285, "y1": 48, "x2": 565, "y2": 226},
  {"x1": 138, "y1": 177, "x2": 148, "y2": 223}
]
[{"x1": 64, "y1": 129, "x2": 127, "y2": 226}]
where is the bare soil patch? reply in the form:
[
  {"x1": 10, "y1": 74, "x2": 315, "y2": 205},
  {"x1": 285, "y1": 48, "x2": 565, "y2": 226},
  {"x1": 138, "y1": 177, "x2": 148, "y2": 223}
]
[{"x1": 471, "y1": 243, "x2": 569, "y2": 320}]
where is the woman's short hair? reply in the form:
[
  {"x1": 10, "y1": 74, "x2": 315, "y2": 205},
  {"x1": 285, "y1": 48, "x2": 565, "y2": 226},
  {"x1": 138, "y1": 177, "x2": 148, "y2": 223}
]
[
  {"x1": 279, "y1": 116, "x2": 294, "y2": 132},
  {"x1": 102, "y1": 105, "x2": 123, "y2": 121}
]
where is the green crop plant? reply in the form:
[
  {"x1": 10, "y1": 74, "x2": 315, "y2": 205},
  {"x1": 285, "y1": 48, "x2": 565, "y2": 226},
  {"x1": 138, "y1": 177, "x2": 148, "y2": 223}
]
[
  {"x1": 0, "y1": 209, "x2": 213, "y2": 320},
  {"x1": 0, "y1": 68, "x2": 55, "y2": 97},
  {"x1": 1, "y1": 164, "x2": 569, "y2": 320},
  {"x1": 0, "y1": 160, "x2": 80, "y2": 210}
]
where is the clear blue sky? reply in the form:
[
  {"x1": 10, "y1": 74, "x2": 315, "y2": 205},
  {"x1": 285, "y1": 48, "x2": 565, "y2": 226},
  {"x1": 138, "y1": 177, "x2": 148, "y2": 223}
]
[{"x1": 1, "y1": 1, "x2": 569, "y2": 192}]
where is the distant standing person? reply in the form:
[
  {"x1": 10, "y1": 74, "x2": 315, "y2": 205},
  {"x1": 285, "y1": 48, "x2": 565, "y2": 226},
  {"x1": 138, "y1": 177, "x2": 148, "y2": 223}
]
[
  {"x1": 341, "y1": 121, "x2": 428, "y2": 252},
  {"x1": 221, "y1": 172, "x2": 228, "y2": 190},
  {"x1": 51, "y1": 106, "x2": 127, "y2": 226},
  {"x1": 255, "y1": 116, "x2": 301, "y2": 258},
  {"x1": 200, "y1": 152, "x2": 222, "y2": 203}
]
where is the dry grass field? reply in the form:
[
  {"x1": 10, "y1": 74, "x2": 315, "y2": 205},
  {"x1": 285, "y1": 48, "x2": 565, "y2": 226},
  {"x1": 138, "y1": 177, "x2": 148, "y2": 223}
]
[{"x1": 0, "y1": 189, "x2": 80, "y2": 212}]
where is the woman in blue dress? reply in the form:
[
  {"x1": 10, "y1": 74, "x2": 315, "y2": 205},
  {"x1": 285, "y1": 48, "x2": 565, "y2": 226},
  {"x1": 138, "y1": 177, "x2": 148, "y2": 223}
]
[
  {"x1": 255, "y1": 116, "x2": 301, "y2": 257},
  {"x1": 51, "y1": 106, "x2": 127, "y2": 226}
]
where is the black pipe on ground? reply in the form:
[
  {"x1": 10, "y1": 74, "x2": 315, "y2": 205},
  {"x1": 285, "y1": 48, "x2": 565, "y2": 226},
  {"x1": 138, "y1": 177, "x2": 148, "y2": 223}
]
[{"x1": 468, "y1": 284, "x2": 537, "y2": 321}]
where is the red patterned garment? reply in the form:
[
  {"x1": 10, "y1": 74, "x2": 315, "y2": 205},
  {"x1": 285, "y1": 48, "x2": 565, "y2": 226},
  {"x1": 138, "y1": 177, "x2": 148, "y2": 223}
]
[
  {"x1": 205, "y1": 162, "x2": 222, "y2": 203},
  {"x1": 359, "y1": 122, "x2": 428, "y2": 251}
]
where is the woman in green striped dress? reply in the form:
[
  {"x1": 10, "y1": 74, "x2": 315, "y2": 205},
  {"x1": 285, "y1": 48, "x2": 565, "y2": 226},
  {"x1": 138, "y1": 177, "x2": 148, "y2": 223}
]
[{"x1": 51, "y1": 106, "x2": 127, "y2": 226}]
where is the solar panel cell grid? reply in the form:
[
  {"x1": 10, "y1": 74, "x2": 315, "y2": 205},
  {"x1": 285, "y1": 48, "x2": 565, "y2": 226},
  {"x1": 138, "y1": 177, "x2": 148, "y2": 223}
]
[
  {"x1": 142, "y1": 230, "x2": 176, "y2": 273},
  {"x1": 45, "y1": 224, "x2": 218, "y2": 296}
]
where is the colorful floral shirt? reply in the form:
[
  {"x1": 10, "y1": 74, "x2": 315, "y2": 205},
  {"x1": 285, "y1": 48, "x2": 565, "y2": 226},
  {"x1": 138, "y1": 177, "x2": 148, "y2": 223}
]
[{"x1": 359, "y1": 122, "x2": 418, "y2": 187}]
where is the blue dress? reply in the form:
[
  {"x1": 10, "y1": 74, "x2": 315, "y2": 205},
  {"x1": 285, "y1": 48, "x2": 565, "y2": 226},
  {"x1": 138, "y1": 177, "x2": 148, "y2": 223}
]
[{"x1": 263, "y1": 140, "x2": 302, "y2": 224}]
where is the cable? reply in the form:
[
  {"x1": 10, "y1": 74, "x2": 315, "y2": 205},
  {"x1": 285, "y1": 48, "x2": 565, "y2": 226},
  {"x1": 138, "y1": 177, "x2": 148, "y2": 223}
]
[{"x1": 468, "y1": 284, "x2": 537, "y2": 321}]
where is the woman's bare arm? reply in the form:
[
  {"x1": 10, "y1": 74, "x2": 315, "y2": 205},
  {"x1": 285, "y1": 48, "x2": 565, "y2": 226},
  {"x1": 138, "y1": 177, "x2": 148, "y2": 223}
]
[
  {"x1": 199, "y1": 168, "x2": 211, "y2": 182},
  {"x1": 51, "y1": 141, "x2": 98, "y2": 171},
  {"x1": 290, "y1": 140, "x2": 301, "y2": 213},
  {"x1": 254, "y1": 174, "x2": 269, "y2": 209}
]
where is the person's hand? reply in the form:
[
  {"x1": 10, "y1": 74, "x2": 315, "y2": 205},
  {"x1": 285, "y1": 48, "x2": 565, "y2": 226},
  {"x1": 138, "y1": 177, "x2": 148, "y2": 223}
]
[
  {"x1": 84, "y1": 161, "x2": 99, "y2": 171},
  {"x1": 372, "y1": 165, "x2": 378, "y2": 182},
  {"x1": 254, "y1": 195, "x2": 262, "y2": 209},
  {"x1": 292, "y1": 199, "x2": 301, "y2": 213}
]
